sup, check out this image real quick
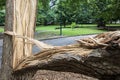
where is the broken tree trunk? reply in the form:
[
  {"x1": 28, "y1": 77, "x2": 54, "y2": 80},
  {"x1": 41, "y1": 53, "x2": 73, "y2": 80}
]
[
  {"x1": 1, "y1": 0, "x2": 120, "y2": 80},
  {"x1": 1, "y1": 0, "x2": 37, "y2": 80},
  {"x1": 8, "y1": 31, "x2": 120, "y2": 80}
]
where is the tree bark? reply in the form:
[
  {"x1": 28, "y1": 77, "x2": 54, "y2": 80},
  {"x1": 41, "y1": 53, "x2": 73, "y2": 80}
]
[
  {"x1": 1, "y1": 0, "x2": 14, "y2": 79},
  {"x1": 12, "y1": 31, "x2": 120, "y2": 80},
  {"x1": 1, "y1": 0, "x2": 37, "y2": 80},
  {"x1": 2, "y1": 27, "x2": 120, "y2": 80},
  {"x1": 1, "y1": 0, "x2": 120, "y2": 80}
]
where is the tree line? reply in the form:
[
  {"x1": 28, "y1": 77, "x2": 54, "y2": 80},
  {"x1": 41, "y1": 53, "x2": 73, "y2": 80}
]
[{"x1": 0, "y1": 0, "x2": 120, "y2": 26}]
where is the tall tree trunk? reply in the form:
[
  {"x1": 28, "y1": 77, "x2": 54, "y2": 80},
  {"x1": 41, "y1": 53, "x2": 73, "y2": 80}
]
[
  {"x1": 63, "y1": 19, "x2": 66, "y2": 28},
  {"x1": 1, "y1": 0, "x2": 37, "y2": 80},
  {"x1": 97, "y1": 18, "x2": 106, "y2": 29}
]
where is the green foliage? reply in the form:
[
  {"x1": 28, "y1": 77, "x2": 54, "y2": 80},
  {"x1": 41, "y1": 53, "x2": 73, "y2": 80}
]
[
  {"x1": 36, "y1": 8, "x2": 56, "y2": 25},
  {"x1": 36, "y1": 24, "x2": 106, "y2": 36},
  {"x1": 37, "y1": 0, "x2": 57, "y2": 25},
  {"x1": 94, "y1": 0, "x2": 120, "y2": 23},
  {"x1": 36, "y1": 0, "x2": 120, "y2": 26},
  {"x1": 0, "y1": 0, "x2": 5, "y2": 9},
  {"x1": 38, "y1": 0, "x2": 50, "y2": 10},
  {"x1": 0, "y1": 0, "x2": 119, "y2": 26},
  {"x1": 0, "y1": 10, "x2": 5, "y2": 25},
  {"x1": 71, "y1": 22, "x2": 76, "y2": 29}
]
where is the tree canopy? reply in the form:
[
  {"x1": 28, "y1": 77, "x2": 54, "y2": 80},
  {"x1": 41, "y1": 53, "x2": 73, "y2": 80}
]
[
  {"x1": 36, "y1": 0, "x2": 120, "y2": 26},
  {"x1": 0, "y1": 0, "x2": 5, "y2": 9},
  {"x1": 0, "y1": 0, "x2": 120, "y2": 25}
]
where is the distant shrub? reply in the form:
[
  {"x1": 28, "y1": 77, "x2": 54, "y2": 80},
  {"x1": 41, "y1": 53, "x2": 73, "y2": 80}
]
[{"x1": 71, "y1": 22, "x2": 76, "y2": 29}]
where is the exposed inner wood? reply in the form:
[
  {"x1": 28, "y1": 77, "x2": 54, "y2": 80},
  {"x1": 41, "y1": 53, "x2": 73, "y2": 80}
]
[
  {"x1": 12, "y1": 0, "x2": 37, "y2": 69},
  {"x1": 2, "y1": 0, "x2": 120, "y2": 79},
  {"x1": 4, "y1": 31, "x2": 54, "y2": 50},
  {"x1": 1, "y1": 1, "x2": 37, "y2": 80},
  {"x1": 5, "y1": 31, "x2": 120, "y2": 79}
]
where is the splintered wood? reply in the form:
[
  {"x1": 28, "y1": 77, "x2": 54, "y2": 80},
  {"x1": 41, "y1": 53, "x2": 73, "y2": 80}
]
[
  {"x1": 12, "y1": 0, "x2": 37, "y2": 69},
  {"x1": 1, "y1": 0, "x2": 38, "y2": 80},
  {"x1": 9, "y1": 31, "x2": 120, "y2": 71},
  {"x1": 77, "y1": 31, "x2": 120, "y2": 48}
]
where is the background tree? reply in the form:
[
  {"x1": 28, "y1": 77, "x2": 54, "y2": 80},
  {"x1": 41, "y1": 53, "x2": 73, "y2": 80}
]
[
  {"x1": 92, "y1": 0, "x2": 120, "y2": 27},
  {"x1": 0, "y1": 0, "x2": 5, "y2": 26},
  {"x1": 0, "y1": 0, "x2": 5, "y2": 9},
  {"x1": 111, "y1": 0, "x2": 120, "y2": 23},
  {"x1": 37, "y1": 0, "x2": 54, "y2": 26},
  {"x1": 0, "y1": 0, "x2": 120, "y2": 26},
  {"x1": 0, "y1": 10, "x2": 5, "y2": 26}
]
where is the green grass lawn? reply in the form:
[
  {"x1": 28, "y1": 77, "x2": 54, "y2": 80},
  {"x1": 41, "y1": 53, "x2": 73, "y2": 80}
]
[
  {"x1": 0, "y1": 24, "x2": 119, "y2": 37},
  {"x1": 106, "y1": 24, "x2": 120, "y2": 26},
  {"x1": 36, "y1": 24, "x2": 106, "y2": 37},
  {"x1": 62, "y1": 27, "x2": 106, "y2": 36}
]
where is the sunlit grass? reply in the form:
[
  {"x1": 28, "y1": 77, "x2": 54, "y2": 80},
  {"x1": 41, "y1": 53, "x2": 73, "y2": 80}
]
[
  {"x1": 62, "y1": 28, "x2": 105, "y2": 36},
  {"x1": 0, "y1": 23, "x2": 119, "y2": 36},
  {"x1": 36, "y1": 24, "x2": 107, "y2": 36},
  {"x1": 107, "y1": 24, "x2": 120, "y2": 26}
]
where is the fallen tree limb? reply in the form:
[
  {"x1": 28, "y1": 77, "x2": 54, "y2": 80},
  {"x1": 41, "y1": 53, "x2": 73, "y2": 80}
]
[{"x1": 11, "y1": 31, "x2": 120, "y2": 79}]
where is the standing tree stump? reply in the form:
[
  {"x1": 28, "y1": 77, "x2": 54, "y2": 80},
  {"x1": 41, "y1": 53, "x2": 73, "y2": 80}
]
[{"x1": 1, "y1": 0, "x2": 37, "y2": 80}]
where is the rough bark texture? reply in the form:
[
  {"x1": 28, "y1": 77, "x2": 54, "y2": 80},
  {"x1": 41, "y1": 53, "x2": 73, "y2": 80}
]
[
  {"x1": 11, "y1": 31, "x2": 120, "y2": 80},
  {"x1": 11, "y1": 70, "x2": 98, "y2": 80},
  {"x1": 1, "y1": 0, "x2": 14, "y2": 79},
  {"x1": 1, "y1": 0, "x2": 120, "y2": 80},
  {"x1": 2, "y1": 29, "x2": 120, "y2": 80},
  {"x1": 32, "y1": 70, "x2": 98, "y2": 80},
  {"x1": 1, "y1": 0, "x2": 37, "y2": 80}
]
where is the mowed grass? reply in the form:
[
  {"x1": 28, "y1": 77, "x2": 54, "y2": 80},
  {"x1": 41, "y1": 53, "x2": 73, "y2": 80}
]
[
  {"x1": 62, "y1": 27, "x2": 105, "y2": 36},
  {"x1": 36, "y1": 24, "x2": 106, "y2": 36},
  {"x1": 0, "y1": 24, "x2": 119, "y2": 37},
  {"x1": 106, "y1": 24, "x2": 120, "y2": 26}
]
